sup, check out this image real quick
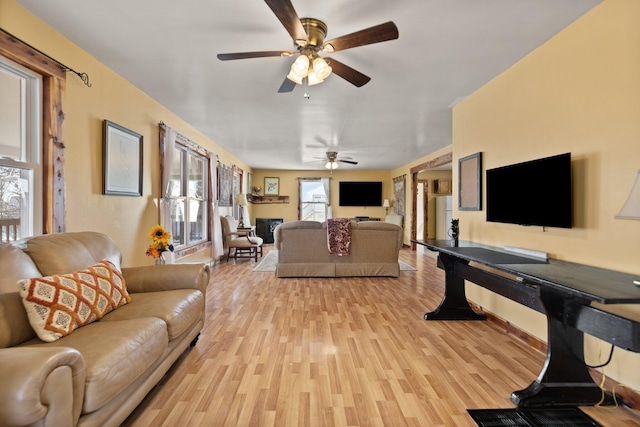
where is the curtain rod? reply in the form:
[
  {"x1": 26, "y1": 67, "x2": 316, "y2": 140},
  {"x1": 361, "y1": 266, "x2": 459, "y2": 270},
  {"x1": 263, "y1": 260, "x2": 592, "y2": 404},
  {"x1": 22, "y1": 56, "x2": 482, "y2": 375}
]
[{"x1": 2, "y1": 28, "x2": 91, "y2": 87}]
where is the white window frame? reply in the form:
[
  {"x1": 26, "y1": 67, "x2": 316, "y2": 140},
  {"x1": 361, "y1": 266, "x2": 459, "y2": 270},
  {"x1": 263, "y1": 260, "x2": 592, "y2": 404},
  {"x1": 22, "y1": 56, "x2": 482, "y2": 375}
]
[
  {"x1": 168, "y1": 143, "x2": 208, "y2": 248},
  {"x1": 0, "y1": 56, "x2": 42, "y2": 240},
  {"x1": 298, "y1": 178, "x2": 328, "y2": 222}
]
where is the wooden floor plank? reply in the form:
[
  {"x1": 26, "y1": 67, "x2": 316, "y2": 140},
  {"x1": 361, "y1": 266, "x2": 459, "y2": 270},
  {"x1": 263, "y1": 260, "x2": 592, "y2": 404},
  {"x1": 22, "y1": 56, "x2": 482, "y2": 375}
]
[{"x1": 123, "y1": 246, "x2": 640, "y2": 427}]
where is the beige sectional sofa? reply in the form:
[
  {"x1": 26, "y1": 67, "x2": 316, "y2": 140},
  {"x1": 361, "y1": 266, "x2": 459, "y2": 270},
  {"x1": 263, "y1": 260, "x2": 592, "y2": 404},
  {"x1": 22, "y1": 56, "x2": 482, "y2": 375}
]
[
  {"x1": 0, "y1": 232, "x2": 209, "y2": 427},
  {"x1": 274, "y1": 220, "x2": 404, "y2": 277}
]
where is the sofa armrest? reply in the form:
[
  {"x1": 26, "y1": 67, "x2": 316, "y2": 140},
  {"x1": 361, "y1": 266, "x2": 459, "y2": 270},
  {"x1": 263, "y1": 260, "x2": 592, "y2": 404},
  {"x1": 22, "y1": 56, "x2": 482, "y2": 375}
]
[
  {"x1": 122, "y1": 264, "x2": 209, "y2": 295},
  {"x1": 0, "y1": 347, "x2": 85, "y2": 427}
]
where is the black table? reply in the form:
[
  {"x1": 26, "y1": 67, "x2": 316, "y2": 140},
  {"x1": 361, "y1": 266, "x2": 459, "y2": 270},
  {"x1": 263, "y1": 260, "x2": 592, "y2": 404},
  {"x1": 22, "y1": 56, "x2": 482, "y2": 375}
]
[{"x1": 413, "y1": 239, "x2": 640, "y2": 408}]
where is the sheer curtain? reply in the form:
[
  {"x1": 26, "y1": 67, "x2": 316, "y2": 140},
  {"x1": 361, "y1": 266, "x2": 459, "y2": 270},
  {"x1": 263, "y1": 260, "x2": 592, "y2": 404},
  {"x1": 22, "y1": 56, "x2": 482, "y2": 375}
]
[
  {"x1": 241, "y1": 204, "x2": 251, "y2": 226},
  {"x1": 209, "y1": 154, "x2": 224, "y2": 259},
  {"x1": 322, "y1": 177, "x2": 332, "y2": 219},
  {"x1": 159, "y1": 125, "x2": 176, "y2": 263}
]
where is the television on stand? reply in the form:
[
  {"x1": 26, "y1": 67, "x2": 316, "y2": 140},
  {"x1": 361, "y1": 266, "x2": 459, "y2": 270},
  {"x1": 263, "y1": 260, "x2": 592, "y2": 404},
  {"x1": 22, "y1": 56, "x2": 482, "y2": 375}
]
[
  {"x1": 338, "y1": 181, "x2": 383, "y2": 207},
  {"x1": 486, "y1": 153, "x2": 572, "y2": 228}
]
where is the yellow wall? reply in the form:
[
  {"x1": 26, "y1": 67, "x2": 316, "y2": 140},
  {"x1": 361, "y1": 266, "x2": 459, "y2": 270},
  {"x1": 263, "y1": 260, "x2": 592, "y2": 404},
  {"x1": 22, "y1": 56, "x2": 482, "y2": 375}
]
[
  {"x1": 1, "y1": 0, "x2": 250, "y2": 266},
  {"x1": 453, "y1": 0, "x2": 640, "y2": 390},
  {"x1": 249, "y1": 169, "x2": 392, "y2": 223}
]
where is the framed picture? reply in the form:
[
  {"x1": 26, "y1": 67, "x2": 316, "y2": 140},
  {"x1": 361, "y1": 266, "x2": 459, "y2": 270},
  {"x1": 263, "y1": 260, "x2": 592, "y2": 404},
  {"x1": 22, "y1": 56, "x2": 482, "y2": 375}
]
[
  {"x1": 264, "y1": 177, "x2": 279, "y2": 195},
  {"x1": 458, "y1": 152, "x2": 482, "y2": 211},
  {"x1": 217, "y1": 163, "x2": 233, "y2": 207},
  {"x1": 103, "y1": 120, "x2": 143, "y2": 196}
]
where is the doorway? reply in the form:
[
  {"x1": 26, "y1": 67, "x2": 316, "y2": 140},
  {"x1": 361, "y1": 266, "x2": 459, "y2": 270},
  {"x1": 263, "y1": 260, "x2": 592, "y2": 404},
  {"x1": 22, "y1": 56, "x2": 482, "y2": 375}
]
[
  {"x1": 415, "y1": 180, "x2": 429, "y2": 255},
  {"x1": 410, "y1": 153, "x2": 453, "y2": 251}
]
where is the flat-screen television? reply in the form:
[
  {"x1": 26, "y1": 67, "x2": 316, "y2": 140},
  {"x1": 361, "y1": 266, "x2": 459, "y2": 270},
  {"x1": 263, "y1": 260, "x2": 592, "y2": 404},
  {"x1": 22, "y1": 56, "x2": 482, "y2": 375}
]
[
  {"x1": 486, "y1": 153, "x2": 572, "y2": 228},
  {"x1": 339, "y1": 181, "x2": 383, "y2": 207}
]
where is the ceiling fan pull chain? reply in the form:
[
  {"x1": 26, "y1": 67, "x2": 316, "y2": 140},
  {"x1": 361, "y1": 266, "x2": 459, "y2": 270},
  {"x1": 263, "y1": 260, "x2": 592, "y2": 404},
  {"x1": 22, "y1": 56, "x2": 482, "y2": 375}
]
[{"x1": 303, "y1": 77, "x2": 310, "y2": 99}]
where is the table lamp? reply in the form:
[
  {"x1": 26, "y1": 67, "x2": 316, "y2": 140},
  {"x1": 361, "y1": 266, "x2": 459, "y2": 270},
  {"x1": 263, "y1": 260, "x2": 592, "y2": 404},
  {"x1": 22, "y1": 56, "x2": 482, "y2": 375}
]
[
  {"x1": 383, "y1": 199, "x2": 390, "y2": 215},
  {"x1": 236, "y1": 194, "x2": 247, "y2": 228}
]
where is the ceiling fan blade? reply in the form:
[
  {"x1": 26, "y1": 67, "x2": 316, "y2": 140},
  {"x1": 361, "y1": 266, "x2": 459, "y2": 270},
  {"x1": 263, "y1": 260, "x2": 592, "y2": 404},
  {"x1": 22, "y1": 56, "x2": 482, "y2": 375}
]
[
  {"x1": 322, "y1": 21, "x2": 398, "y2": 53},
  {"x1": 264, "y1": 0, "x2": 307, "y2": 45},
  {"x1": 278, "y1": 77, "x2": 296, "y2": 93},
  {"x1": 338, "y1": 159, "x2": 358, "y2": 165},
  {"x1": 217, "y1": 51, "x2": 290, "y2": 61},
  {"x1": 314, "y1": 136, "x2": 329, "y2": 146},
  {"x1": 328, "y1": 58, "x2": 371, "y2": 87}
]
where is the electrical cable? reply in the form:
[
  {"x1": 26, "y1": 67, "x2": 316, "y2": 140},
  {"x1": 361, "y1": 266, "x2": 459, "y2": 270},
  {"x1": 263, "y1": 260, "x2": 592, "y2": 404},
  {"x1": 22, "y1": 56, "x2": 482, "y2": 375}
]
[{"x1": 586, "y1": 343, "x2": 615, "y2": 369}]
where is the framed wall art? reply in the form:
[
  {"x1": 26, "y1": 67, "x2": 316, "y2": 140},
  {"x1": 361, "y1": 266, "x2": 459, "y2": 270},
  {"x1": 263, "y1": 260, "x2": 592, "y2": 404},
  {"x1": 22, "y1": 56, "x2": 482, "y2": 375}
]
[
  {"x1": 103, "y1": 120, "x2": 143, "y2": 196},
  {"x1": 217, "y1": 163, "x2": 233, "y2": 207},
  {"x1": 264, "y1": 177, "x2": 280, "y2": 195},
  {"x1": 458, "y1": 152, "x2": 482, "y2": 211},
  {"x1": 393, "y1": 175, "x2": 406, "y2": 217}
]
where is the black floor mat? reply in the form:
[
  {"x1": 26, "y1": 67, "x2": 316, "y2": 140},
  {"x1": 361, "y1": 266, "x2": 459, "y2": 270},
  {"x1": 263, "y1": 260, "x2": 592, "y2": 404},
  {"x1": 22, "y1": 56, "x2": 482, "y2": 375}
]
[{"x1": 467, "y1": 407, "x2": 601, "y2": 427}]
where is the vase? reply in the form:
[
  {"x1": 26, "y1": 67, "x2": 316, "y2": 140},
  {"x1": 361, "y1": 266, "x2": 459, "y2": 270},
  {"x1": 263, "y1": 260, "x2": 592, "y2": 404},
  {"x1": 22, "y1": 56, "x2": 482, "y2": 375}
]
[{"x1": 155, "y1": 253, "x2": 166, "y2": 265}]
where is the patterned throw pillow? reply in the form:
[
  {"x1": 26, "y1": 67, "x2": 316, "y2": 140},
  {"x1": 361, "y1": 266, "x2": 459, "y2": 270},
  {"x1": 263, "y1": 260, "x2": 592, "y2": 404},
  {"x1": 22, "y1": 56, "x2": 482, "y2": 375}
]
[{"x1": 17, "y1": 260, "x2": 131, "y2": 342}]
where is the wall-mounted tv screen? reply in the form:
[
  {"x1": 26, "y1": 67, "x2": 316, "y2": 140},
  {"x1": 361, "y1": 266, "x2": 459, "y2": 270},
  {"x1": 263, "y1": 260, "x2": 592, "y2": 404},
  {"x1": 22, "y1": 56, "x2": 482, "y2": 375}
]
[
  {"x1": 486, "y1": 153, "x2": 572, "y2": 228},
  {"x1": 339, "y1": 181, "x2": 383, "y2": 207}
]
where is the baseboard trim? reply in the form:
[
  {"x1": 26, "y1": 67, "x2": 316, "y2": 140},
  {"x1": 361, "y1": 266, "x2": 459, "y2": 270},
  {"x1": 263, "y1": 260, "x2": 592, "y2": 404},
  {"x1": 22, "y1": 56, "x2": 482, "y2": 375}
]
[{"x1": 470, "y1": 302, "x2": 640, "y2": 412}]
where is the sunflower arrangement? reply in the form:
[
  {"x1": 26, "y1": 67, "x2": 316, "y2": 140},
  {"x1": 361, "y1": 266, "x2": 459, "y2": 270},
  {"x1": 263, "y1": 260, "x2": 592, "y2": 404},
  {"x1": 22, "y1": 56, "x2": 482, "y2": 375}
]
[{"x1": 145, "y1": 225, "x2": 174, "y2": 261}]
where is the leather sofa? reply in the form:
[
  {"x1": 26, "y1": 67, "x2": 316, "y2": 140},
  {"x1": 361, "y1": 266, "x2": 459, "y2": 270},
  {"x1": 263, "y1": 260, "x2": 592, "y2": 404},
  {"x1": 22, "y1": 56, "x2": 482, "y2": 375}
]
[
  {"x1": 0, "y1": 232, "x2": 209, "y2": 427},
  {"x1": 274, "y1": 220, "x2": 403, "y2": 277}
]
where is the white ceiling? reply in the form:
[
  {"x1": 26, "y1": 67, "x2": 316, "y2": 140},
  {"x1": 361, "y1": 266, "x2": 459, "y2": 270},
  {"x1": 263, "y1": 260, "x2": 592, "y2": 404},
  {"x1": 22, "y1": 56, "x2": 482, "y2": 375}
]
[{"x1": 16, "y1": 0, "x2": 600, "y2": 171}]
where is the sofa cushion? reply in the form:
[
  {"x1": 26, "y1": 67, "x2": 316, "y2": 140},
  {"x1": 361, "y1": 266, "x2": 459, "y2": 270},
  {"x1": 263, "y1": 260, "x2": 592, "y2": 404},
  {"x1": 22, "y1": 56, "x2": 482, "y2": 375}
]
[
  {"x1": 19, "y1": 317, "x2": 168, "y2": 413},
  {"x1": 101, "y1": 289, "x2": 204, "y2": 340},
  {"x1": 0, "y1": 244, "x2": 40, "y2": 348},
  {"x1": 17, "y1": 260, "x2": 131, "y2": 342},
  {"x1": 23, "y1": 231, "x2": 123, "y2": 276}
]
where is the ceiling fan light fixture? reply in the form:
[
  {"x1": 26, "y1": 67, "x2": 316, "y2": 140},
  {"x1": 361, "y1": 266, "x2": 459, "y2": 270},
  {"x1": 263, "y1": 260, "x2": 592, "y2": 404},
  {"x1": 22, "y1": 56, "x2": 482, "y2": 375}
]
[
  {"x1": 286, "y1": 70, "x2": 304, "y2": 84},
  {"x1": 307, "y1": 71, "x2": 324, "y2": 86},
  {"x1": 312, "y1": 57, "x2": 332, "y2": 80},
  {"x1": 292, "y1": 55, "x2": 309, "y2": 75},
  {"x1": 325, "y1": 161, "x2": 338, "y2": 170},
  {"x1": 322, "y1": 43, "x2": 335, "y2": 53}
]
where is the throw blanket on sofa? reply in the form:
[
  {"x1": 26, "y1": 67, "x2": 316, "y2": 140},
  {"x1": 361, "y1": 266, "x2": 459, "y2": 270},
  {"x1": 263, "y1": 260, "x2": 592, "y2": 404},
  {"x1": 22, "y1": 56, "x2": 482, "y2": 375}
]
[{"x1": 327, "y1": 218, "x2": 351, "y2": 256}]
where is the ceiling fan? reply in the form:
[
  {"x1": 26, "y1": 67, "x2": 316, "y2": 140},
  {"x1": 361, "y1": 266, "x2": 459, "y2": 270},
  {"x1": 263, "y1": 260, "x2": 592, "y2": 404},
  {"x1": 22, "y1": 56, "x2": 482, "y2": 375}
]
[
  {"x1": 313, "y1": 151, "x2": 358, "y2": 170},
  {"x1": 217, "y1": 0, "x2": 399, "y2": 92}
]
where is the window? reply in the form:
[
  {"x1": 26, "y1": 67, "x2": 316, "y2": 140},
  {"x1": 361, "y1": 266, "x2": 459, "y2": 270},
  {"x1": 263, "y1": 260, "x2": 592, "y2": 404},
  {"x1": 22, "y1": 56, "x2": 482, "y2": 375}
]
[
  {"x1": 299, "y1": 178, "x2": 328, "y2": 222},
  {"x1": 167, "y1": 144, "x2": 208, "y2": 248},
  {"x1": 0, "y1": 56, "x2": 42, "y2": 241}
]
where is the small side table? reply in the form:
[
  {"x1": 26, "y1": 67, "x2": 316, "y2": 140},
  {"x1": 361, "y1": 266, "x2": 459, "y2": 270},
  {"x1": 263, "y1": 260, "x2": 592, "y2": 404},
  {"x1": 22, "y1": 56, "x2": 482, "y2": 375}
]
[{"x1": 236, "y1": 226, "x2": 256, "y2": 236}]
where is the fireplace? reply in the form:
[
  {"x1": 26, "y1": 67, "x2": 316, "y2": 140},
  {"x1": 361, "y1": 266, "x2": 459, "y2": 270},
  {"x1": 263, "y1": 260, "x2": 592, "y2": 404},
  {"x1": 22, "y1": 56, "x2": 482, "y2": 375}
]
[{"x1": 256, "y1": 218, "x2": 283, "y2": 244}]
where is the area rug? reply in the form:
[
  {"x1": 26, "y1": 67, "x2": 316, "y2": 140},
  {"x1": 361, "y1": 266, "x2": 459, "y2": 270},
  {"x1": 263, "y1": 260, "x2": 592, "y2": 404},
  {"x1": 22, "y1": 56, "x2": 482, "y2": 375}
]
[{"x1": 254, "y1": 250, "x2": 417, "y2": 272}]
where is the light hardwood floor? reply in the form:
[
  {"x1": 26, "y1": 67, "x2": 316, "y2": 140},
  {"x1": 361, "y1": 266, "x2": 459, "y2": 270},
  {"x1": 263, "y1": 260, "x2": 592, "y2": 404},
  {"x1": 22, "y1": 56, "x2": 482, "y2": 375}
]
[{"x1": 123, "y1": 247, "x2": 640, "y2": 426}]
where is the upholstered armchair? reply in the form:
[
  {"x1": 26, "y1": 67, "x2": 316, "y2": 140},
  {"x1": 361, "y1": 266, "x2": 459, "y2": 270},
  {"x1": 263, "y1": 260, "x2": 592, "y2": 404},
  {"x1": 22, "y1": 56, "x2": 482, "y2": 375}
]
[
  {"x1": 220, "y1": 215, "x2": 264, "y2": 261},
  {"x1": 385, "y1": 214, "x2": 404, "y2": 227}
]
